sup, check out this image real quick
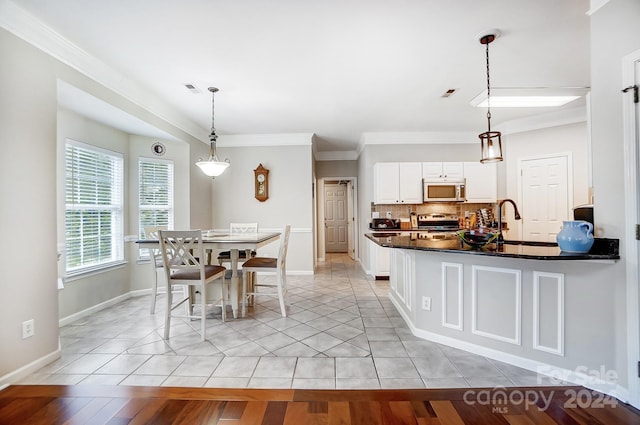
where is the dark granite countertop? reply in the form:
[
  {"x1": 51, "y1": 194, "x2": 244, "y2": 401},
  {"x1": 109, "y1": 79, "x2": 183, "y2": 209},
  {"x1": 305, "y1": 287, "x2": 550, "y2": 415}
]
[{"x1": 365, "y1": 232, "x2": 620, "y2": 261}]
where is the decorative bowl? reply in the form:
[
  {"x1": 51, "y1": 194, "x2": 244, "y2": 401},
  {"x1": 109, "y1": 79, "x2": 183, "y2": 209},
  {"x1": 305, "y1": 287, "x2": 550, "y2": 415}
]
[{"x1": 456, "y1": 229, "x2": 500, "y2": 249}]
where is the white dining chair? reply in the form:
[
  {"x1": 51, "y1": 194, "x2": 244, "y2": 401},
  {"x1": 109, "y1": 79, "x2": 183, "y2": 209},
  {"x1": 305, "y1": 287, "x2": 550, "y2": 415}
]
[
  {"x1": 144, "y1": 225, "x2": 167, "y2": 314},
  {"x1": 241, "y1": 224, "x2": 291, "y2": 317},
  {"x1": 216, "y1": 222, "x2": 259, "y2": 265},
  {"x1": 158, "y1": 230, "x2": 227, "y2": 341}
]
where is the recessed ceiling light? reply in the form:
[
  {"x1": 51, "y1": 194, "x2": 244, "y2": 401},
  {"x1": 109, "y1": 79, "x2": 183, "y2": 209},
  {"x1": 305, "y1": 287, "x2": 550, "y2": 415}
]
[{"x1": 470, "y1": 87, "x2": 589, "y2": 108}]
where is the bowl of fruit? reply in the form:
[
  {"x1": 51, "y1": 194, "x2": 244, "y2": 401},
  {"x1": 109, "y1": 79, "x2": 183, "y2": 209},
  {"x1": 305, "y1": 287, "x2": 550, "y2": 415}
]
[{"x1": 456, "y1": 229, "x2": 500, "y2": 249}]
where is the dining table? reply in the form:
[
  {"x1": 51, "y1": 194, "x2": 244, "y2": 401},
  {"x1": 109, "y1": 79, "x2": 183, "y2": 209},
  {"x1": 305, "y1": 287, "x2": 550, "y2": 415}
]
[{"x1": 137, "y1": 230, "x2": 281, "y2": 318}]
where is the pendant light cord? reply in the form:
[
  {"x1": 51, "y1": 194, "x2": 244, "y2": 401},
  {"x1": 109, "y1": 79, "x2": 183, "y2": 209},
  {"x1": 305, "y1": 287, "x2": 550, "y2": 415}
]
[
  {"x1": 209, "y1": 87, "x2": 219, "y2": 158},
  {"x1": 485, "y1": 41, "x2": 492, "y2": 132},
  {"x1": 210, "y1": 88, "x2": 217, "y2": 143}
]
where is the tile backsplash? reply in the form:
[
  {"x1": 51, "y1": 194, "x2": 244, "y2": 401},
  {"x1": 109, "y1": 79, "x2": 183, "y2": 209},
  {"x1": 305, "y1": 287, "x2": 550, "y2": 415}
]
[{"x1": 371, "y1": 202, "x2": 495, "y2": 222}]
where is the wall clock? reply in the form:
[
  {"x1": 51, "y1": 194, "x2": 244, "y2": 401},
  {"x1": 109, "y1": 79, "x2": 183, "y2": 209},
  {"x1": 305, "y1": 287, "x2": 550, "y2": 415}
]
[
  {"x1": 151, "y1": 142, "x2": 166, "y2": 156},
  {"x1": 254, "y1": 163, "x2": 269, "y2": 202}
]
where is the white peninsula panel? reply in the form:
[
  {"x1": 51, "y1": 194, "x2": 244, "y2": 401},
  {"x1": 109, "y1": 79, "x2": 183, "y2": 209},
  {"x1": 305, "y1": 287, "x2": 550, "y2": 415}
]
[
  {"x1": 386, "y1": 249, "x2": 620, "y2": 398},
  {"x1": 471, "y1": 265, "x2": 521, "y2": 345}
]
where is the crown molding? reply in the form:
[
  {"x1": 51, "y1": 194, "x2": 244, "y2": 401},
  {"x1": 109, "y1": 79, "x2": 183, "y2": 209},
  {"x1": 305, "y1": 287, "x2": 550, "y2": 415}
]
[
  {"x1": 216, "y1": 133, "x2": 314, "y2": 148},
  {"x1": 0, "y1": 0, "x2": 205, "y2": 141}
]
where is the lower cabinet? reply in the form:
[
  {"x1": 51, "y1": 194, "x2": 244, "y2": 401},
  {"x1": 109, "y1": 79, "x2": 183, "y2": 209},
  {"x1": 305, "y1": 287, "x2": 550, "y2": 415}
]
[
  {"x1": 369, "y1": 239, "x2": 390, "y2": 278},
  {"x1": 390, "y1": 249, "x2": 414, "y2": 313}
]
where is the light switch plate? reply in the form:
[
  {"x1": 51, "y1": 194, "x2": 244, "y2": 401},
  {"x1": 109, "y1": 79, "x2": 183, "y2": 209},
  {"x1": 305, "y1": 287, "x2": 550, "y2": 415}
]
[
  {"x1": 22, "y1": 319, "x2": 35, "y2": 339},
  {"x1": 422, "y1": 296, "x2": 432, "y2": 311}
]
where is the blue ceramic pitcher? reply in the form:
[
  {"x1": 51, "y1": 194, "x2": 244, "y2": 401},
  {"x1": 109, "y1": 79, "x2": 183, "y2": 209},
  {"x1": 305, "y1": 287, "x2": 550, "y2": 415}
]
[{"x1": 556, "y1": 220, "x2": 594, "y2": 253}]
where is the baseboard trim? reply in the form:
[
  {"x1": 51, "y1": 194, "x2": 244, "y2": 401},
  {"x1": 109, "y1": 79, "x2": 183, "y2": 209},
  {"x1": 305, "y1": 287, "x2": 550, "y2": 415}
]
[
  {"x1": 0, "y1": 348, "x2": 61, "y2": 387},
  {"x1": 59, "y1": 292, "x2": 133, "y2": 327}
]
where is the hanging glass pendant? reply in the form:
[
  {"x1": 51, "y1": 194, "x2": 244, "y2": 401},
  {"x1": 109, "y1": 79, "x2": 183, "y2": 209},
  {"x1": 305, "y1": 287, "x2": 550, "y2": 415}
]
[
  {"x1": 479, "y1": 130, "x2": 503, "y2": 163},
  {"x1": 478, "y1": 32, "x2": 503, "y2": 163}
]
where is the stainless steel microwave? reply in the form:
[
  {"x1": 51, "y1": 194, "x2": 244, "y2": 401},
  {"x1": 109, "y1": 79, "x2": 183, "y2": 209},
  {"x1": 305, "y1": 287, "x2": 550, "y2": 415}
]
[{"x1": 423, "y1": 178, "x2": 466, "y2": 202}]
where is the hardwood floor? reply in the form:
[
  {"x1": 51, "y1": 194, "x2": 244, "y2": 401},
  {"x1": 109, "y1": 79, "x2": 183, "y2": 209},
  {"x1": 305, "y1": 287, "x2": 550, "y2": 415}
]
[{"x1": 1, "y1": 384, "x2": 639, "y2": 424}]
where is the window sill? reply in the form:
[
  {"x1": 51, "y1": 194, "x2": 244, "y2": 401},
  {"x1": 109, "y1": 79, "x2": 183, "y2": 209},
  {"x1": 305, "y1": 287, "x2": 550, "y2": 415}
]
[{"x1": 64, "y1": 261, "x2": 128, "y2": 282}]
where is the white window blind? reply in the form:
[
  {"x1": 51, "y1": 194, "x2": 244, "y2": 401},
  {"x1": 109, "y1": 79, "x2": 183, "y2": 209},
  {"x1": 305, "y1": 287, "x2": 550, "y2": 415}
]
[
  {"x1": 139, "y1": 157, "x2": 174, "y2": 243},
  {"x1": 65, "y1": 140, "x2": 124, "y2": 275}
]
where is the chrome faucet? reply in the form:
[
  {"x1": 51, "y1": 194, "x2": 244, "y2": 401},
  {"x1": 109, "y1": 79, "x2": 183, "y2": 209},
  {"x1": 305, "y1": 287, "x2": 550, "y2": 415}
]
[{"x1": 497, "y1": 199, "x2": 522, "y2": 243}]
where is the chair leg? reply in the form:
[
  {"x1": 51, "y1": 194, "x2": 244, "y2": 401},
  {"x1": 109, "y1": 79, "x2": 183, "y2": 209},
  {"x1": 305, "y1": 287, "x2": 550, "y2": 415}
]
[
  {"x1": 187, "y1": 286, "x2": 195, "y2": 316},
  {"x1": 150, "y1": 266, "x2": 158, "y2": 314},
  {"x1": 249, "y1": 272, "x2": 256, "y2": 306},
  {"x1": 221, "y1": 277, "x2": 227, "y2": 323},
  {"x1": 242, "y1": 270, "x2": 248, "y2": 317},
  {"x1": 200, "y1": 283, "x2": 206, "y2": 342},
  {"x1": 276, "y1": 270, "x2": 287, "y2": 317},
  {"x1": 164, "y1": 282, "x2": 172, "y2": 340}
]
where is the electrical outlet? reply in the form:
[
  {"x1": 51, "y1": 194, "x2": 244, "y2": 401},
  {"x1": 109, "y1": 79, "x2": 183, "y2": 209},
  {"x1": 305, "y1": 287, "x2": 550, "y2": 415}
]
[
  {"x1": 422, "y1": 296, "x2": 432, "y2": 311},
  {"x1": 22, "y1": 319, "x2": 35, "y2": 339}
]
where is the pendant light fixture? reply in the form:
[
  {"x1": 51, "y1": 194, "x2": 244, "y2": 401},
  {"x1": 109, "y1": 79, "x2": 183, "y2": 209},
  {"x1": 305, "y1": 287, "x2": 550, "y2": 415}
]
[
  {"x1": 196, "y1": 87, "x2": 230, "y2": 177},
  {"x1": 478, "y1": 31, "x2": 503, "y2": 163}
]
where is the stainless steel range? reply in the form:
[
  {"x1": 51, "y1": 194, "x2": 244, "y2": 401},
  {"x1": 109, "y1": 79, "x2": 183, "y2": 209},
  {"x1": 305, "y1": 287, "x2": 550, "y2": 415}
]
[
  {"x1": 417, "y1": 213, "x2": 460, "y2": 231},
  {"x1": 412, "y1": 230, "x2": 461, "y2": 249}
]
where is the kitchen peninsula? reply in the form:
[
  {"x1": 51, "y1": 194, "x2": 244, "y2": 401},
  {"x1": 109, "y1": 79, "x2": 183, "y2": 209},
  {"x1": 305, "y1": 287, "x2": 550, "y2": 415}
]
[{"x1": 367, "y1": 231, "x2": 623, "y2": 396}]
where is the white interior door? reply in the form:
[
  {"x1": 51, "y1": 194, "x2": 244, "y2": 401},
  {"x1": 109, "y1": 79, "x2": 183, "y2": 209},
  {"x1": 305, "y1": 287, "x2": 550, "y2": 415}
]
[
  {"x1": 634, "y1": 62, "x2": 640, "y2": 410},
  {"x1": 347, "y1": 180, "x2": 355, "y2": 259},
  {"x1": 635, "y1": 59, "x2": 640, "y2": 410},
  {"x1": 520, "y1": 155, "x2": 571, "y2": 242},
  {"x1": 325, "y1": 183, "x2": 348, "y2": 253},
  {"x1": 623, "y1": 53, "x2": 640, "y2": 409}
]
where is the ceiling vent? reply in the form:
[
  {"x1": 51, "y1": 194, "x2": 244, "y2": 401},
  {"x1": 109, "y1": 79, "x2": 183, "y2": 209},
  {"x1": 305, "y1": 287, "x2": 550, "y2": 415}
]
[
  {"x1": 441, "y1": 89, "x2": 457, "y2": 98},
  {"x1": 184, "y1": 84, "x2": 202, "y2": 94}
]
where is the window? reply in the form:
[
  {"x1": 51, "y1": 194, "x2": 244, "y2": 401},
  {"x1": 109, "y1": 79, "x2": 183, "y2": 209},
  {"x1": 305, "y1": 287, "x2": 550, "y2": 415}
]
[
  {"x1": 138, "y1": 157, "x2": 174, "y2": 243},
  {"x1": 65, "y1": 140, "x2": 124, "y2": 275}
]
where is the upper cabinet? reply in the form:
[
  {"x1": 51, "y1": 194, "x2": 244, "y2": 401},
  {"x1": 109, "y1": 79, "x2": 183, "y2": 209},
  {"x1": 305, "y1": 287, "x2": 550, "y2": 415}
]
[
  {"x1": 373, "y1": 162, "x2": 422, "y2": 204},
  {"x1": 373, "y1": 162, "x2": 400, "y2": 204},
  {"x1": 422, "y1": 162, "x2": 464, "y2": 180},
  {"x1": 463, "y1": 162, "x2": 497, "y2": 203},
  {"x1": 373, "y1": 161, "x2": 497, "y2": 205}
]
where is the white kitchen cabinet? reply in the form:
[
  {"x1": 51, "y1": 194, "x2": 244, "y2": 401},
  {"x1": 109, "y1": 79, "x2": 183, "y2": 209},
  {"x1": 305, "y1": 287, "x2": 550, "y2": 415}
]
[
  {"x1": 373, "y1": 162, "x2": 400, "y2": 204},
  {"x1": 399, "y1": 162, "x2": 423, "y2": 204},
  {"x1": 373, "y1": 162, "x2": 422, "y2": 204},
  {"x1": 422, "y1": 162, "x2": 464, "y2": 180},
  {"x1": 369, "y1": 238, "x2": 390, "y2": 278},
  {"x1": 463, "y1": 162, "x2": 497, "y2": 203}
]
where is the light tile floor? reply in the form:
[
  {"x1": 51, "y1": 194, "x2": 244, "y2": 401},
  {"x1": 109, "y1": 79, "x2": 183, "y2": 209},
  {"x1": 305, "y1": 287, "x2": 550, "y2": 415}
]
[{"x1": 22, "y1": 253, "x2": 561, "y2": 389}]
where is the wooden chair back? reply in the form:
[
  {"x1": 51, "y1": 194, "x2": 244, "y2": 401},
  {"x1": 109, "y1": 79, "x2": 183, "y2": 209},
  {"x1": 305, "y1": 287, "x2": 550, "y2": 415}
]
[
  {"x1": 158, "y1": 230, "x2": 205, "y2": 280},
  {"x1": 230, "y1": 222, "x2": 259, "y2": 233}
]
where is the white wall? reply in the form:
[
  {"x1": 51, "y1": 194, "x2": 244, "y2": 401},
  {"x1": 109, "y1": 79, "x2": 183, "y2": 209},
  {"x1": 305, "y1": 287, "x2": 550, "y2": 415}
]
[
  {"x1": 0, "y1": 27, "x2": 59, "y2": 380},
  {"x1": 213, "y1": 142, "x2": 315, "y2": 274},
  {"x1": 503, "y1": 122, "x2": 590, "y2": 237},
  {"x1": 0, "y1": 27, "x2": 214, "y2": 384},
  {"x1": 315, "y1": 160, "x2": 358, "y2": 178},
  {"x1": 590, "y1": 0, "x2": 640, "y2": 390}
]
